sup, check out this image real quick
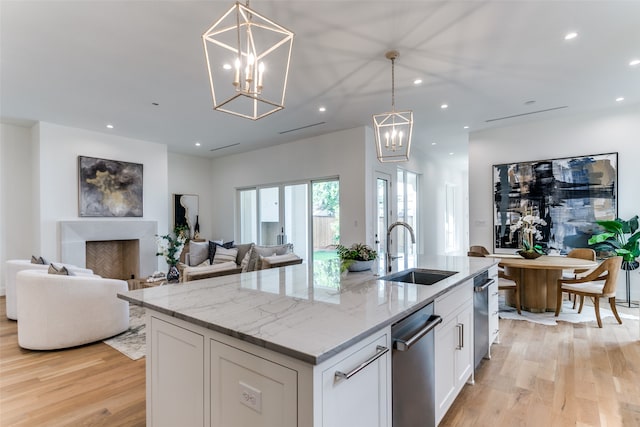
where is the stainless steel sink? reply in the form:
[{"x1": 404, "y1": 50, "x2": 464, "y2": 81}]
[{"x1": 381, "y1": 268, "x2": 457, "y2": 285}]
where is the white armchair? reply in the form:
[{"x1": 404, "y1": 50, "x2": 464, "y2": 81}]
[
  {"x1": 5, "y1": 259, "x2": 93, "y2": 320},
  {"x1": 16, "y1": 269, "x2": 129, "y2": 350}
]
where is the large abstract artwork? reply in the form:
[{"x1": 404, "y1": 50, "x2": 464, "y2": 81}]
[
  {"x1": 78, "y1": 156, "x2": 143, "y2": 217},
  {"x1": 494, "y1": 152, "x2": 617, "y2": 254}
]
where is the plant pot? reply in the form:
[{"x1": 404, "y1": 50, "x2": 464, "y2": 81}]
[
  {"x1": 517, "y1": 250, "x2": 543, "y2": 260},
  {"x1": 347, "y1": 260, "x2": 374, "y2": 272},
  {"x1": 167, "y1": 264, "x2": 180, "y2": 283}
]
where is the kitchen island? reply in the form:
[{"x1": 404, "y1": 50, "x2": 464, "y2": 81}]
[{"x1": 119, "y1": 255, "x2": 497, "y2": 427}]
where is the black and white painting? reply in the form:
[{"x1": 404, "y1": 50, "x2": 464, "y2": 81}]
[
  {"x1": 78, "y1": 156, "x2": 143, "y2": 217},
  {"x1": 493, "y1": 152, "x2": 617, "y2": 254}
]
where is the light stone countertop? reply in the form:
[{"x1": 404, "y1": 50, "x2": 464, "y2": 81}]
[{"x1": 119, "y1": 255, "x2": 497, "y2": 364}]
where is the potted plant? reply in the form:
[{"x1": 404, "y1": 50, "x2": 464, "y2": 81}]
[
  {"x1": 588, "y1": 215, "x2": 640, "y2": 306},
  {"x1": 510, "y1": 207, "x2": 547, "y2": 259},
  {"x1": 337, "y1": 243, "x2": 378, "y2": 272},
  {"x1": 156, "y1": 232, "x2": 187, "y2": 282}
]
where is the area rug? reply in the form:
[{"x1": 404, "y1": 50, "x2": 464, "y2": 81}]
[
  {"x1": 499, "y1": 297, "x2": 639, "y2": 326},
  {"x1": 103, "y1": 304, "x2": 146, "y2": 360}
]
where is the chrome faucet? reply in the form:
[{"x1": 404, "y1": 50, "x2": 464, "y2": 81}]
[{"x1": 386, "y1": 221, "x2": 416, "y2": 272}]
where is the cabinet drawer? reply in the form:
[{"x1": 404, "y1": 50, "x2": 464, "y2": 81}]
[
  {"x1": 435, "y1": 280, "x2": 472, "y2": 318},
  {"x1": 321, "y1": 332, "x2": 390, "y2": 427}
]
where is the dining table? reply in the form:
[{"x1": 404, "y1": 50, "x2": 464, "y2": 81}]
[{"x1": 490, "y1": 254, "x2": 599, "y2": 313}]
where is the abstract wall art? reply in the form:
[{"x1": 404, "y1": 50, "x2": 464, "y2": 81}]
[
  {"x1": 78, "y1": 156, "x2": 143, "y2": 217},
  {"x1": 493, "y1": 152, "x2": 617, "y2": 254}
]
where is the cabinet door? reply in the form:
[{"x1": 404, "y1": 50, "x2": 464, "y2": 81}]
[
  {"x1": 149, "y1": 316, "x2": 205, "y2": 427},
  {"x1": 455, "y1": 302, "x2": 474, "y2": 385},
  {"x1": 434, "y1": 318, "x2": 457, "y2": 424},
  {"x1": 210, "y1": 339, "x2": 297, "y2": 427},
  {"x1": 321, "y1": 333, "x2": 390, "y2": 427}
]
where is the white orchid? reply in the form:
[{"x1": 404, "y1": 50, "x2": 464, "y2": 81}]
[{"x1": 509, "y1": 208, "x2": 547, "y2": 251}]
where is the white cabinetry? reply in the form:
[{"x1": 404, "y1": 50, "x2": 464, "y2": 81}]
[
  {"x1": 146, "y1": 310, "x2": 391, "y2": 427},
  {"x1": 434, "y1": 281, "x2": 474, "y2": 424},
  {"x1": 148, "y1": 316, "x2": 205, "y2": 427},
  {"x1": 320, "y1": 333, "x2": 390, "y2": 427}
]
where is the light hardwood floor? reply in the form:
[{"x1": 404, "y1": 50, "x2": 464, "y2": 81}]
[{"x1": 1, "y1": 296, "x2": 638, "y2": 426}]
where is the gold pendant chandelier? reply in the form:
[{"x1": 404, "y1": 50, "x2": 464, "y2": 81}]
[
  {"x1": 372, "y1": 50, "x2": 413, "y2": 162},
  {"x1": 202, "y1": 1, "x2": 294, "y2": 120}
]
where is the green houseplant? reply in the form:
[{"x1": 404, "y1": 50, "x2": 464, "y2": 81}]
[
  {"x1": 588, "y1": 215, "x2": 639, "y2": 307},
  {"x1": 588, "y1": 215, "x2": 640, "y2": 270},
  {"x1": 337, "y1": 243, "x2": 378, "y2": 272}
]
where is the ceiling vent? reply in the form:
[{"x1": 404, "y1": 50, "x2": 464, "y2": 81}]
[
  {"x1": 485, "y1": 106, "x2": 568, "y2": 123},
  {"x1": 210, "y1": 143, "x2": 240, "y2": 152},
  {"x1": 279, "y1": 122, "x2": 326, "y2": 134}
]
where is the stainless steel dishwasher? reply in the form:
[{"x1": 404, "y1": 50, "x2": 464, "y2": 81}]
[
  {"x1": 473, "y1": 270, "x2": 494, "y2": 368},
  {"x1": 392, "y1": 302, "x2": 442, "y2": 427}
]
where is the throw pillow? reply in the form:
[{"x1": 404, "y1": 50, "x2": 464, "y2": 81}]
[
  {"x1": 48, "y1": 264, "x2": 70, "y2": 275},
  {"x1": 240, "y1": 247, "x2": 253, "y2": 272},
  {"x1": 213, "y1": 246, "x2": 238, "y2": 264},
  {"x1": 189, "y1": 240, "x2": 209, "y2": 266},
  {"x1": 31, "y1": 255, "x2": 47, "y2": 264},
  {"x1": 208, "y1": 240, "x2": 234, "y2": 264}
]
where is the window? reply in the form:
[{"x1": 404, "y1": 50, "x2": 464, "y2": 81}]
[{"x1": 396, "y1": 169, "x2": 418, "y2": 269}]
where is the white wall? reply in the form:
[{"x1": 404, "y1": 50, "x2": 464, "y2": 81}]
[
  {"x1": 168, "y1": 152, "x2": 214, "y2": 239},
  {"x1": 209, "y1": 127, "x2": 369, "y2": 248},
  {"x1": 35, "y1": 122, "x2": 169, "y2": 266},
  {"x1": 469, "y1": 103, "x2": 640, "y2": 300},
  {"x1": 0, "y1": 123, "x2": 34, "y2": 295}
]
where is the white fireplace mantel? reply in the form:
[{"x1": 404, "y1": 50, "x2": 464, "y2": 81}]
[{"x1": 59, "y1": 220, "x2": 158, "y2": 277}]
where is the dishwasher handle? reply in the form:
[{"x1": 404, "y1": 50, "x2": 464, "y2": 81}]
[
  {"x1": 474, "y1": 278, "x2": 496, "y2": 292},
  {"x1": 394, "y1": 315, "x2": 443, "y2": 352}
]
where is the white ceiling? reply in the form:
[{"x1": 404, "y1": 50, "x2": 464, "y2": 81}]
[{"x1": 1, "y1": 1, "x2": 639, "y2": 161}]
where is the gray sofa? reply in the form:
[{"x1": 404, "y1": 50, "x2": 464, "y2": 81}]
[{"x1": 180, "y1": 241, "x2": 303, "y2": 282}]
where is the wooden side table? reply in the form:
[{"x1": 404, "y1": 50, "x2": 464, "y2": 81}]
[{"x1": 127, "y1": 277, "x2": 167, "y2": 290}]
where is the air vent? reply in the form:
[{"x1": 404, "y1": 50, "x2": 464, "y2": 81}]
[
  {"x1": 279, "y1": 122, "x2": 326, "y2": 134},
  {"x1": 485, "y1": 106, "x2": 568, "y2": 123},
  {"x1": 209, "y1": 143, "x2": 240, "y2": 152}
]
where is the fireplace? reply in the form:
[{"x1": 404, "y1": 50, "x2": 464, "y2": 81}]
[{"x1": 59, "y1": 220, "x2": 157, "y2": 278}]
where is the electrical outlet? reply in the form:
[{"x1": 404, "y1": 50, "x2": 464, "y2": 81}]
[{"x1": 238, "y1": 382, "x2": 262, "y2": 413}]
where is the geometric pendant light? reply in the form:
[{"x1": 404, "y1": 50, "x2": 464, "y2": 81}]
[
  {"x1": 372, "y1": 50, "x2": 413, "y2": 162},
  {"x1": 202, "y1": 1, "x2": 294, "y2": 120}
]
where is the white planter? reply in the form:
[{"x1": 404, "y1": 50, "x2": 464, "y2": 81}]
[{"x1": 347, "y1": 260, "x2": 374, "y2": 272}]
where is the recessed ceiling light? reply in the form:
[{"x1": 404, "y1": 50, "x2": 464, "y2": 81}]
[
  {"x1": 152, "y1": 102, "x2": 159, "y2": 106},
  {"x1": 106, "y1": 124, "x2": 114, "y2": 129},
  {"x1": 413, "y1": 78, "x2": 423, "y2": 85},
  {"x1": 564, "y1": 32, "x2": 578, "y2": 40},
  {"x1": 441, "y1": 104, "x2": 448, "y2": 109},
  {"x1": 616, "y1": 97, "x2": 625, "y2": 102},
  {"x1": 223, "y1": 63, "x2": 232, "y2": 70},
  {"x1": 524, "y1": 100, "x2": 536, "y2": 105},
  {"x1": 195, "y1": 142, "x2": 201, "y2": 147},
  {"x1": 449, "y1": 152, "x2": 454, "y2": 156},
  {"x1": 463, "y1": 126, "x2": 469, "y2": 129},
  {"x1": 630, "y1": 59, "x2": 640, "y2": 67},
  {"x1": 431, "y1": 142, "x2": 437, "y2": 146},
  {"x1": 318, "y1": 106, "x2": 326, "y2": 112}
]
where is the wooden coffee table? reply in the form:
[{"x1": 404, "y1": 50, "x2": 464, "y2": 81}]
[{"x1": 127, "y1": 277, "x2": 167, "y2": 290}]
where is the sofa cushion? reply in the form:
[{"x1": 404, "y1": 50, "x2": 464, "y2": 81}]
[
  {"x1": 209, "y1": 240, "x2": 234, "y2": 264},
  {"x1": 260, "y1": 253, "x2": 302, "y2": 270},
  {"x1": 213, "y1": 246, "x2": 238, "y2": 264},
  {"x1": 188, "y1": 240, "x2": 209, "y2": 266}
]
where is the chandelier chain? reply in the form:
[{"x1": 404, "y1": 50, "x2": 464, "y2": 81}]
[{"x1": 391, "y1": 57, "x2": 395, "y2": 110}]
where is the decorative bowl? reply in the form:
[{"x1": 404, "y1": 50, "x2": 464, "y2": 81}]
[{"x1": 517, "y1": 250, "x2": 543, "y2": 260}]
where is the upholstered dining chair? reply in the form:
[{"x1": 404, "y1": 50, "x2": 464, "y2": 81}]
[
  {"x1": 563, "y1": 248, "x2": 597, "y2": 308},
  {"x1": 468, "y1": 246, "x2": 521, "y2": 314},
  {"x1": 555, "y1": 256, "x2": 623, "y2": 328}
]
